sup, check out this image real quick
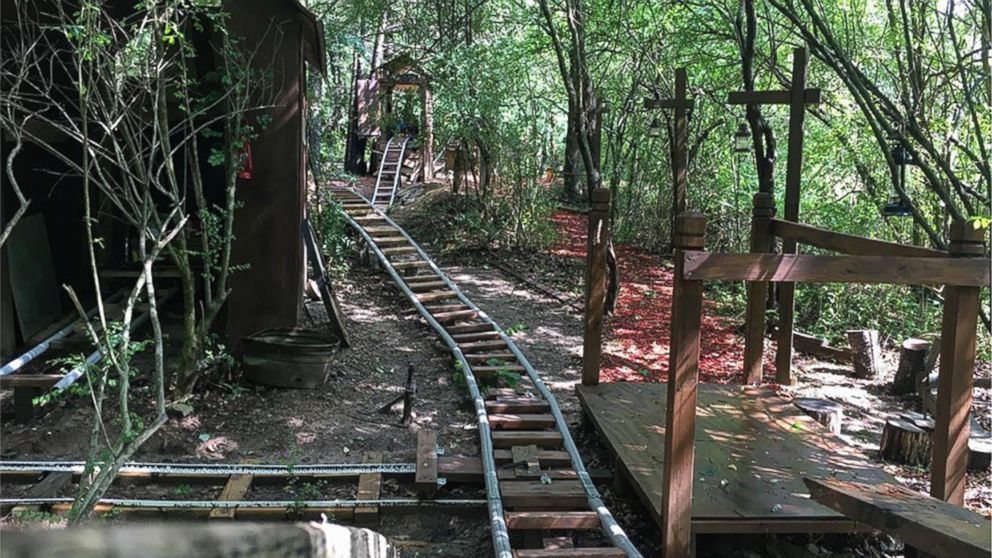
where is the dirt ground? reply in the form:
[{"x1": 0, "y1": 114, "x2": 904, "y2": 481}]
[{"x1": 1, "y1": 188, "x2": 989, "y2": 557}]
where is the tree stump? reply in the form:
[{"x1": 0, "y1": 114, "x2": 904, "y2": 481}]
[
  {"x1": 892, "y1": 338, "x2": 930, "y2": 395},
  {"x1": 880, "y1": 417, "x2": 932, "y2": 466},
  {"x1": 968, "y1": 417, "x2": 992, "y2": 471},
  {"x1": 847, "y1": 329, "x2": 882, "y2": 379},
  {"x1": 794, "y1": 398, "x2": 844, "y2": 435}
]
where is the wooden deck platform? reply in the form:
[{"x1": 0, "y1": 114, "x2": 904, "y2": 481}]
[{"x1": 576, "y1": 382, "x2": 898, "y2": 534}]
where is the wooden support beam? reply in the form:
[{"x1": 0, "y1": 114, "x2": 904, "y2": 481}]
[
  {"x1": 776, "y1": 47, "x2": 814, "y2": 386},
  {"x1": 931, "y1": 222, "x2": 986, "y2": 504},
  {"x1": 415, "y1": 431, "x2": 438, "y2": 495},
  {"x1": 681, "y1": 251, "x2": 990, "y2": 286},
  {"x1": 742, "y1": 192, "x2": 775, "y2": 384},
  {"x1": 2, "y1": 374, "x2": 64, "y2": 389},
  {"x1": 209, "y1": 474, "x2": 253, "y2": 519},
  {"x1": 355, "y1": 452, "x2": 383, "y2": 524},
  {"x1": 805, "y1": 478, "x2": 990, "y2": 558},
  {"x1": 661, "y1": 212, "x2": 706, "y2": 558},
  {"x1": 581, "y1": 188, "x2": 611, "y2": 386},
  {"x1": 727, "y1": 89, "x2": 821, "y2": 105},
  {"x1": 769, "y1": 219, "x2": 947, "y2": 258}
]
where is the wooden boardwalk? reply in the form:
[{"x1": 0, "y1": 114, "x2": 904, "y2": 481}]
[{"x1": 577, "y1": 382, "x2": 897, "y2": 534}]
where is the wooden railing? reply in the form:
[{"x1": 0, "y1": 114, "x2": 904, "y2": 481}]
[{"x1": 661, "y1": 210, "x2": 989, "y2": 557}]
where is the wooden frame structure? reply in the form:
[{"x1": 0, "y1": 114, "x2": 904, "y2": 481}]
[
  {"x1": 662, "y1": 212, "x2": 988, "y2": 556},
  {"x1": 728, "y1": 47, "x2": 821, "y2": 385}
]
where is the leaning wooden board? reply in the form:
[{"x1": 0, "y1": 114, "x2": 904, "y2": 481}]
[
  {"x1": 805, "y1": 477, "x2": 990, "y2": 558},
  {"x1": 576, "y1": 382, "x2": 897, "y2": 533}
]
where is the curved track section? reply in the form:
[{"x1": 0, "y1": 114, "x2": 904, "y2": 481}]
[{"x1": 330, "y1": 187, "x2": 641, "y2": 558}]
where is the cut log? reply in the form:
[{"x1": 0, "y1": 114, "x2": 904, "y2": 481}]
[
  {"x1": 968, "y1": 417, "x2": 992, "y2": 472},
  {"x1": 793, "y1": 398, "x2": 843, "y2": 435},
  {"x1": 893, "y1": 338, "x2": 930, "y2": 395},
  {"x1": 879, "y1": 418, "x2": 932, "y2": 466},
  {"x1": 847, "y1": 329, "x2": 882, "y2": 379},
  {"x1": 793, "y1": 332, "x2": 852, "y2": 362}
]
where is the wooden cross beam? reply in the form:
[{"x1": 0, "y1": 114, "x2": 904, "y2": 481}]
[
  {"x1": 729, "y1": 47, "x2": 820, "y2": 385},
  {"x1": 643, "y1": 68, "x2": 693, "y2": 228}
]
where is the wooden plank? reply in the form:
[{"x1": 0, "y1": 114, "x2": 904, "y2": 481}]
[
  {"x1": 415, "y1": 431, "x2": 437, "y2": 494},
  {"x1": 465, "y1": 353, "x2": 516, "y2": 364},
  {"x1": 445, "y1": 322, "x2": 495, "y2": 335},
  {"x1": 458, "y1": 340, "x2": 508, "y2": 353},
  {"x1": 662, "y1": 213, "x2": 705, "y2": 558},
  {"x1": 452, "y1": 330, "x2": 502, "y2": 343},
  {"x1": 208, "y1": 474, "x2": 253, "y2": 519},
  {"x1": 471, "y1": 365, "x2": 526, "y2": 377},
  {"x1": 492, "y1": 431, "x2": 562, "y2": 448},
  {"x1": 805, "y1": 478, "x2": 990, "y2": 558},
  {"x1": 391, "y1": 260, "x2": 430, "y2": 270},
  {"x1": 431, "y1": 309, "x2": 479, "y2": 322},
  {"x1": 0, "y1": 374, "x2": 64, "y2": 389},
  {"x1": 581, "y1": 188, "x2": 611, "y2": 386},
  {"x1": 506, "y1": 511, "x2": 601, "y2": 530},
  {"x1": 7, "y1": 213, "x2": 62, "y2": 340},
  {"x1": 490, "y1": 414, "x2": 556, "y2": 430},
  {"x1": 575, "y1": 382, "x2": 898, "y2": 531},
  {"x1": 770, "y1": 219, "x2": 947, "y2": 258},
  {"x1": 500, "y1": 480, "x2": 586, "y2": 509},
  {"x1": 355, "y1": 452, "x2": 383, "y2": 523},
  {"x1": 416, "y1": 291, "x2": 458, "y2": 303},
  {"x1": 681, "y1": 251, "x2": 990, "y2": 287},
  {"x1": 727, "y1": 89, "x2": 821, "y2": 105},
  {"x1": 793, "y1": 332, "x2": 852, "y2": 362},
  {"x1": 486, "y1": 398, "x2": 550, "y2": 414},
  {"x1": 409, "y1": 281, "x2": 448, "y2": 292}
]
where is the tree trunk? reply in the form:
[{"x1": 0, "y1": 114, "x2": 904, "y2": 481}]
[
  {"x1": 847, "y1": 329, "x2": 882, "y2": 379},
  {"x1": 892, "y1": 338, "x2": 930, "y2": 394},
  {"x1": 879, "y1": 416, "x2": 932, "y2": 466},
  {"x1": 794, "y1": 398, "x2": 844, "y2": 435}
]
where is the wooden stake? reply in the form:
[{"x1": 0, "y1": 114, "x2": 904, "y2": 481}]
[
  {"x1": 581, "y1": 188, "x2": 612, "y2": 386},
  {"x1": 661, "y1": 211, "x2": 705, "y2": 558},
  {"x1": 931, "y1": 222, "x2": 986, "y2": 504},
  {"x1": 742, "y1": 192, "x2": 775, "y2": 384}
]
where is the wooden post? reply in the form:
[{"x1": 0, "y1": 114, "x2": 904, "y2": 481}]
[
  {"x1": 420, "y1": 84, "x2": 434, "y2": 180},
  {"x1": 775, "y1": 47, "x2": 810, "y2": 386},
  {"x1": 581, "y1": 188, "x2": 612, "y2": 386},
  {"x1": 661, "y1": 211, "x2": 705, "y2": 558},
  {"x1": 931, "y1": 222, "x2": 985, "y2": 504},
  {"x1": 742, "y1": 192, "x2": 775, "y2": 384},
  {"x1": 643, "y1": 68, "x2": 693, "y2": 251}
]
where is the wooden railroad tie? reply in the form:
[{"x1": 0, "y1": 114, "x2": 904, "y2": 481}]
[
  {"x1": 209, "y1": 473, "x2": 254, "y2": 519},
  {"x1": 415, "y1": 431, "x2": 438, "y2": 495},
  {"x1": 355, "y1": 452, "x2": 383, "y2": 524}
]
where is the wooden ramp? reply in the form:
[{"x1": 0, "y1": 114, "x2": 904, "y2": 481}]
[{"x1": 576, "y1": 382, "x2": 897, "y2": 534}]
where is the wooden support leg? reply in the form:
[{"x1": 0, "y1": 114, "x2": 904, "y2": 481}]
[
  {"x1": 582, "y1": 188, "x2": 611, "y2": 386},
  {"x1": 661, "y1": 212, "x2": 705, "y2": 558},
  {"x1": 931, "y1": 222, "x2": 985, "y2": 505},
  {"x1": 742, "y1": 193, "x2": 775, "y2": 385},
  {"x1": 775, "y1": 282, "x2": 796, "y2": 385}
]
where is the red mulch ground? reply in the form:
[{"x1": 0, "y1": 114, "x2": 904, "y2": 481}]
[{"x1": 552, "y1": 210, "x2": 771, "y2": 384}]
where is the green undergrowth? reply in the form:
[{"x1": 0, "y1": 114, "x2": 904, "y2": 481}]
[
  {"x1": 392, "y1": 185, "x2": 558, "y2": 256},
  {"x1": 706, "y1": 281, "x2": 991, "y2": 362}
]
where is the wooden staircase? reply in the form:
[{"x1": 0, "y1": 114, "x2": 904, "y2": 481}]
[{"x1": 372, "y1": 135, "x2": 410, "y2": 209}]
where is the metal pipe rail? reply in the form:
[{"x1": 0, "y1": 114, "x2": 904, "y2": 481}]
[
  {"x1": 0, "y1": 497, "x2": 488, "y2": 510},
  {"x1": 52, "y1": 288, "x2": 178, "y2": 391},
  {"x1": 0, "y1": 461, "x2": 416, "y2": 478},
  {"x1": 334, "y1": 188, "x2": 642, "y2": 558},
  {"x1": 1, "y1": 289, "x2": 127, "y2": 376}
]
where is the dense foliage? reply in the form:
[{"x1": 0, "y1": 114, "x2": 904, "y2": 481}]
[{"x1": 307, "y1": 0, "x2": 989, "y2": 349}]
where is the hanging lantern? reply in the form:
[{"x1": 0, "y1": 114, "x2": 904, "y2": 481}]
[
  {"x1": 237, "y1": 142, "x2": 253, "y2": 180},
  {"x1": 882, "y1": 141, "x2": 914, "y2": 217},
  {"x1": 648, "y1": 117, "x2": 662, "y2": 138},
  {"x1": 733, "y1": 122, "x2": 751, "y2": 153}
]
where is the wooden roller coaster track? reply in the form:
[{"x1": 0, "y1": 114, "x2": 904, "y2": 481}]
[{"x1": 330, "y1": 186, "x2": 640, "y2": 558}]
